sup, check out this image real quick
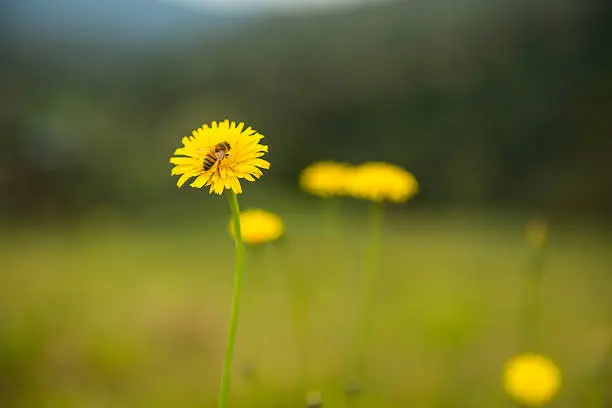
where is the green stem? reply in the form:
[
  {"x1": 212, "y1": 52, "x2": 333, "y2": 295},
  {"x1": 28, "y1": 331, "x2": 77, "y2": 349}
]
[
  {"x1": 366, "y1": 202, "x2": 383, "y2": 302},
  {"x1": 520, "y1": 246, "x2": 545, "y2": 351},
  {"x1": 362, "y1": 202, "x2": 383, "y2": 348},
  {"x1": 218, "y1": 190, "x2": 245, "y2": 408},
  {"x1": 347, "y1": 201, "x2": 383, "y2": 404}
]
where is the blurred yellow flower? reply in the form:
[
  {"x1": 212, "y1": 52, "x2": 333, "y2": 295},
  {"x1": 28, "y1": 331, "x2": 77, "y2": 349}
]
[
  {"x1": 348, "y1": 162, "x2": 418, "y2": 203},
  {"x1": 170, "y1": 119, "x2": 270, "y2": 195},
  {"x1": 503, "y1": 353, "x2": 561, "y2": 406},
  {"x1": 229, "y1": 209, "x2": 284, "y2": 245},
  {"x1": 299, "y1": 161, "x2": 353, "y2": 197},
  {"x1": 526, "y1": 218, "x2": 548, "y2": 249}
]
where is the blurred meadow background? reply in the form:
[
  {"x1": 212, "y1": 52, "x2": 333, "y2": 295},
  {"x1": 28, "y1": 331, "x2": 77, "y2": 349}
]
[{"x1": 2, "y1": 0, "x2": 612, "y2": 407}]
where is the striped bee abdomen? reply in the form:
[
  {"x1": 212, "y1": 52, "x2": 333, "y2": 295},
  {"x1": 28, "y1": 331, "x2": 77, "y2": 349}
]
[{"x1": 203, "y1": 153, "x2": 217, "y2": 171}]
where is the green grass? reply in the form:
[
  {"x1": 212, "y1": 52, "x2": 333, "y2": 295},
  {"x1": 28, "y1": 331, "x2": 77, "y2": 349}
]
[{"x1": 1, "y1": 207, "x2": 611, "y2": 407}]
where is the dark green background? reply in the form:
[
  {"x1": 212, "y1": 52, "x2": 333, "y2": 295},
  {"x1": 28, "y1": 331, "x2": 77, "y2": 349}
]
[{"x1": 2, "y1": 0, "x2": 611, "y2": 219}]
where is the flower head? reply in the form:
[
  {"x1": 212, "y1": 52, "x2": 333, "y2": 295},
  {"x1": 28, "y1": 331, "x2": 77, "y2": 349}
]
[
  {"x1": 170, "y1": 120, "x2": 270, "y2": 195},
  {"x1": 526, "y1": 218, "x2": 548, "y2": 250},
  {"x1": 503, "y1": 353, "x2": 562, "y2": 406},
  {"x1": 348, "y1": 162, "x2": 418, "y2": 203},
  {"x1": 299, "y1": 161, "x2": 354, "y2": 197},
  {"x1": 229, "y1": 209, "x2": 284, "y2": 245}
]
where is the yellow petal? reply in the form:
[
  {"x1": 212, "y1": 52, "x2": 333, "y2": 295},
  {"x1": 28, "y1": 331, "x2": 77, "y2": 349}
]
[
  {"x1": 231, "y1": 178, "x2": 242, "y2": 194},
  {"x1": 190, "y1": 174, "x2": 210, "y2": 188},
  {"x1": 251, "y1": 158, "x2": 270, "y2": 169},
  {"x1": 171, "y1": 164, "x2": 195, "y2": 175},
  {"x1": 170, "y1": 157, "x2": 198, "y2": 165},
  {"x1": 173, "y1": 147, "x2": 189, "y2": 156},
  {"x1": 213, "y1": 181, "x2": 225, "y2": 195},
  {"x1": 176, "y1": 173, "x2": 192, "y2": 188}
]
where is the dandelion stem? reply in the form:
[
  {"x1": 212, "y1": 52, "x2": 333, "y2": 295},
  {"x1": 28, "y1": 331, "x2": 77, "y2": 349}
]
[
  {"x1": 520, "y1": 245, "x2": 545, "y2": 351},
  {"x1": 347, "y1": 201, "x2": 383, "y2": 405},
  {"x1": 363, "y1": 202, "x2": 383, "y2": 335},
  {"x1": 218, "y1": 190, "x2": 245, "y2": 408}
]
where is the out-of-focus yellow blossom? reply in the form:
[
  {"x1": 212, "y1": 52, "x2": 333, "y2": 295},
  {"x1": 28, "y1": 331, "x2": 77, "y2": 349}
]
[
  {"x1": 170, "y1": 119, "x2": 270, "y2": 195},
  {"x1": 299, "y1": 161, "x2": 353, "y2": 197},
  {"x1": 503, "y1": 353, "x2": 562, "y2": 406},
  {"x1": 348, "y1": 162, "x2": 418, "y2": 203},
  {"x1": 526, "y1": 218, "x2": 548, "y2": 250},
  {"x1": 229, "y1": 209, "x2": 284, "y2": 245}
]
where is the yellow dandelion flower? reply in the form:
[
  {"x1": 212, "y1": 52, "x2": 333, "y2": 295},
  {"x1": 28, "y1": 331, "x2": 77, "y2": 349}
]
[
  {"x1": 299, "y1": 161, "x2": 354, "y2": 197},
  {"x1": 503, "y1": 353, "x2": 562, "y2": 406},
  {"x1": 170, "y1": 119, "x2": 270, "y2": 195},
  {"x1": 229, "y1": 209, "x2": 284, "y2": 245},
  {"x1": 526, "y1": 218, "x2": 548, "y2": 250},
  {"x1": 348, "y1": 162, "x2": 418, "y2": 203}
]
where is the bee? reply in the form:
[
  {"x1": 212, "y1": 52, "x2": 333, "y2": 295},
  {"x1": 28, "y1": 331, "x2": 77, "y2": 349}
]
[{"x1": 203, "y1": 141, "x2": 231, "y2": 171}]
